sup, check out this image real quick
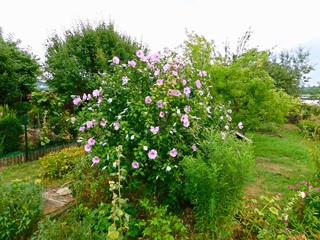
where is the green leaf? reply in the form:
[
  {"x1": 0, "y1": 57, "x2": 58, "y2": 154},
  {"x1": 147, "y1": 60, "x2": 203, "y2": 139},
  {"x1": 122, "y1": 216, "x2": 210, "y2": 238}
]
[{"x1": 269, "y1": 207, "x2": 279, "y2": 216}]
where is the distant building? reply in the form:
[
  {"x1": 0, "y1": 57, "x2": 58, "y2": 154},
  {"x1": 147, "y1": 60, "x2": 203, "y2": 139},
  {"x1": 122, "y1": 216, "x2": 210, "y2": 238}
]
[{"x1": 36, "y1": 81, "x2": 50, "y2": 91}]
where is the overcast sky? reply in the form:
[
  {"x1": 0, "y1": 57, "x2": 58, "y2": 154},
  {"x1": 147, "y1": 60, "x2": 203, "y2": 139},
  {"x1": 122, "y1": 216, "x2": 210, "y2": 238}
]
[{"x1": 1, "y1": 0, "x2": 320, "y2": 85}]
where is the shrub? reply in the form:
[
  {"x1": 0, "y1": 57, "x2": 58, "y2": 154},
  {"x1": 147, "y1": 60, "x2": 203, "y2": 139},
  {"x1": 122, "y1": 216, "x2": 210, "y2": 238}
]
[
  {"x1": 0, "y1": 116, "x2": 24, "y2": 154},
  {"x1": 39, "y1": 146, "x2": 85, "y2": 179},
  {"x1": 137, "y1": 198, "x2": 188, "y2": 239},
  {"x1": 11, "y1": 101, "x2": 33, "y2": 119},
  {"x1": 298, "y1": 119, "x2": 319, "y2": 138},
  {"x1": 0, "y1": 180, "x2": 44, "y2": 240},
  {"x1": 256, "y1": 122, "x2": 279, "y2": 134},
  {"x1": 180, "y1": 129, "x2": 254, "y2": 237},
  {"x1": 47, "y1": 115, "x2": 78, "y2": 142},
  {"x1": 74, "y1": 49, "x2": 240, "y2": 206}
]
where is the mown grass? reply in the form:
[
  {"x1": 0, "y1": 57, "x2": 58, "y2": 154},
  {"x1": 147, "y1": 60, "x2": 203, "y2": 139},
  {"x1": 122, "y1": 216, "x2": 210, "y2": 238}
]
[{"x1": 245, "y1": 124, "x2": 316, "y2": 200}]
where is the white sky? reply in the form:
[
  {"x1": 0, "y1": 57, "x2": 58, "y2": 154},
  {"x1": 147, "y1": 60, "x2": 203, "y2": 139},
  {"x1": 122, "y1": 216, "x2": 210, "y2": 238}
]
[{"x1": 1, "y1": 0, "x2": 320, "y2": 85}]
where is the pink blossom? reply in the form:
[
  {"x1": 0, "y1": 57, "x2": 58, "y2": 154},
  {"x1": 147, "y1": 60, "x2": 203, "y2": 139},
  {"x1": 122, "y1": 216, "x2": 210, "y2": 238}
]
[
  {"x1": 309, "y1": 185, "x2": 313, "y2": 188},
  {"x1": 136, "y1": 50, "x2": 144, "y2": 58},
  {"x1": 182, "y1": 80, "x2": 187, "y2": 85},
  {"x1": 156, "y1": 79, "x2": 163, "y2": 86},
  {"x1": 145, "y1": 96, "x2": 152, "y2": 104},
  {"x1": 288, "y1": 185, "x2": 291, "y2": 188},
  {"x1": 79, "y1": 126, "x2": 85, "y2": 132},
  {"x1": 83, "y1": 93, "x2": 87, "y2": 100},
  {"x1": 159, "y1": 111, "x2": 165, "y2": 118},
  {"x1": 202, "y1": 71, "x2": 207, "y2": 76},
  {"x1": 92, "y1": 119, "x2": 98, "y2": 126},
  {"x1": 86, "y1": 121, "x2": 93, "y2": 128},
  {"x1": 128, "y1": 60, "x2": 136, "y2": 67},
  {"x1": 157, "y1": 101, "x2": 163, "y2": 108},
  {"x1": 88, "y1": 138, "x2": 95, "y2": 146},
  {"x1": 277, "y1": 193, "x2": 282, "y2": 197},
  {"x1": 71, "y1": 117, "x2": 76, "y2": 124},
  {"x1": 195, "y1": 80, "x2": 201, "y2": 88},
  {"x1": 100, "y1": 119, "x2": 107, "y2": 126},
  {"x1": 174, "y1": 57, "x2": 179, "y2": 62},
  {"x1": 174, "y1": 90, "x2": 181, "y2": 97},
  {"x1": 148, "y1": 149, "x2": 158, "y2": 159},
  {"x1": 173, "y1": 64, "x2": 178, "y2": 69},
  {"x1": 132, "y1": 161, "x2": 139, "y2": 168},
  {"x1": 170, "y1": 148, "x2": 178, "y2": 157},
  {"x1": 152, "y1": 53, "x2": 161, "y2": 62},
  {"x1": 150, "y1": 126, "x2": 159, "y2": 134},
  {"x1": 192, "y1": 145, "x2": 197, "y2": 151},
  {"x1": 181, "y1": 114, "x2": 189, "y2": 122},
  {"x1": 168, "y1": 90, "x2": 173, "y2": 96},
  {"x1": 184, "y1": 105, "x2": 191, "y2": 112},
  {"x1": 87, "y1": 94, "x2": 92, "y2": 100},
  {"x1": 293, "y1": 186, "x2": 296, "y2": 190},
  {"x1": 225, "y1": 125, "x2": 229, "y2": 130},
  {"x1": 84, "y1": 144, "x2": 91, "y2": 152},
  {"x1": 296, "y1": 184, "x2": 300, "y2": 187},
  {"x1": 164, "y1": 48, "x2": 169, "y2": 54},
  {"x1": 92, "y1": 156, "x2": 100, "y2": 164},
  {"x1": 172, "y1": 71, "x2": 178, "y2": 76},
  {"x1": 184, "y1": 87, "x2": 191, "y2": 95},
  {"x1": 93, "y1": 89, "x2": 100, "y2": 97},
  {"x1": 114, "y1": 122, "x2": 120, "y2": 130},
  {"x1": 73, "y1": 97, "x2": 81, "y2": 105},
  {"x1": 238, "y1": 122, "x2": 243, "y2": 129},
  {"x1": 163, "y1": 63, "x2": 171, "y2": 71},
  {"x1": 183, "y1": 121, "x2": 190, "y2": 127},
  {"x1": 98, "y1": 97, "x2": 103, "y2": 104},
  {"x1": 316, "y1": 188, "x2": 320, "y2": 191},
  {"x1": 154, "y1": 69, "x2": 160, "y2": 76},
  {"x1": 112, "y1": 56, "x2": 120, "y2": 64},
  {"x1": 221, "y1": 132, "x2": 226, "y2": 140}
]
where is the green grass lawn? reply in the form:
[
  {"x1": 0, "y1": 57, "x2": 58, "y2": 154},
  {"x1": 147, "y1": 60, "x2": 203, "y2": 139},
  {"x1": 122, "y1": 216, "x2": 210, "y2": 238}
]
[{"x1": 245, "y1": 124, "x2": 316, "y2": 200}]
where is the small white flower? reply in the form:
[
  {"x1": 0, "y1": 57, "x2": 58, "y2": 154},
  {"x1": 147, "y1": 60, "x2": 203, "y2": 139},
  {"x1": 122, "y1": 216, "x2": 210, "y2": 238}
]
[
  {"x1": 166, "y1": 166, "x2": 172, "y2": 172},
  {"x1": 107, "y1": 98, "x2": 113, "y2": 103},
  {"x1": 107, "y1": 155, "x2": 110, "y2": 160},
  {"x1": 299, "y1": 191, "x2": 306, "y2": 198},
  {"x1": 113, "y1": 162, "x2": 117, "y2": 168},
  {"x1": 143, "y1": 146, "x2": 148, "y2": 151},
  {"x1": 177, "y1": 109, "x2": 181, "y2": 115},
  {"x1": 102, "y1": 166, "x2": 107, "y2": 171},
  {"x1": 130, "y1": 135, "x2": 135, "y2": 140},
  {"x1": 199, "y1": 90, "x2": 204, "y2": 96},
  {"x1": 227, "y1": 109, "x2": 232, "y2": 114}
]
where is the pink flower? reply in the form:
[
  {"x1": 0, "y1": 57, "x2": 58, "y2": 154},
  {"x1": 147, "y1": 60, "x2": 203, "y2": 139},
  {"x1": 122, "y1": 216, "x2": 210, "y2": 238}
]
[
  {"x1": 163, "y1": 63, "x2": 171, "y2": 71},
  {"x1": 184, "y1": 87, "x2": 191, "y2": 95},
  {"x1": 174, "y1": 90, "x2": 181, "y2": 96},
  {"x1": 150, "y1": 126, "x2": 159, "y2": 134},
  {"x1": 164, "y1": 48, "x2": 169, "y2": 54},
  {"x1": 156, "y1": 79, "x2": 163, "y2": 86},
  {"x1": 83, "y1": 93, "x2": 87, "y2": 100},
  {"x1": 88, "y1": 138, "x2": 95, "y2": 146},
  {"x1": 221, "y1": 132, "x2": 226, "y2": 140},
  {"x1": 195, "y1": 80, "x2": 201, "y2": 88},
  {"x1": 84, "y1": 144, "x2": 91, "y2": 152},
  {"x1": 92, "y1": 156, "x2": 100, "y2": 164},
  {"x1": 173, "y1": 64, "x2": 178, "y2": 69},
  {"x1": 71, "y1": 117, "x2": 76, "y2": 124},
  {"x1": 288, "y1": 185, "x2": 291, "y2": 188},
  {"x1": 183, "y1": 121, "x2": 190, "y2": 127},
  {"x1": 303, "y1": 181, "x2": 306, "y2": 183},
  {"x1": 172, "y1": 71, "x2": 178, "y2": 76},
  {"x1": 316, "y1": 188, "x2": 320, "y2": 191},
  {"x1": 277, "y1": 193, "x2": 282, "y2": 197},
  {"x1": 136, "y1": 50, "x2": 144, "y2": 58},
  {"x1": 100, "y1": 119, "x2": 107, "y2": 126},
  {"x1": 148, "y1": 150, "x2": 158, "y2": 159},
  {"x1": 170, "y1": 148, "x2": 178, "y2": 157},
  {"x1": 168, "y1": 90, "x2": 173, "y2": 96},
  {"x1": 79, "y1": 126, "x2": 85, "y2": 132},
  {"x1": 182, "y1": 80, "x2": 187, "y2": 85},
  {"x1": 309, "y1": 185, "x2": 313, "y2": 188},
  {"x1": 114, "y1": 122, "x2": 120, "y2": 130},
  {"x1": 293, "y1": 186, "x2": 296, "y2": 190},
  {"x1": 159, "y1": 111, "x2": 165, "y2": 118},
  {"x1": 238, "y1": 122, "x2": 243, "y2": 129},
  {"x1": 132, "y1": 161, "x2": 139, "y2": 168},
  {"x1": 98, "y1": 97, "x2": 103, "y2": 104},
  {"x1": 181, "y1": 114, "x2": 189, "y2": 122},
  {"x1": 145, "y1": 96, "x2": 152, "y2": 104},
  {"x1": 87, "y1": 94, "x2": 92, "y2": 100},
  {"x1": 285, "y1": 222, "x2": 288, "y2": 225},
  {"x1": 296, "y1": 184, "x2": 300, "y2": 187},
  {"x1": 112, "y1": 56, "x2": 120, "y2": 64},
  {"x1": 128, "y1": 60, "x2": 136, "y2": 67},
  {"x1": 225, "y1": 125, "x2": 229, "y2": 130},
  {"x1": 157, "y1": 101, "x2": 163, "y2": 108},
  {"x1": 184, "y1": 105, "x2": 191, "y2": 112},
  {"x1": 86, "y1": 121, "x2": 93, "y2": 128},
  {"x1": 154, "y1": 69, "x2": 160, "y2": 76},
  {"x1": 192, "y1": 145, "x2": 196, "y2": 151},
  {"x1": 152, "y1": 53, "x2": 161, "y2": 62},
  {"x1": 73, "y1": 97, "x2": 81, "y2": 105},
  {"x1": 93, "y1": 89, "x2": 100, "y2": 97}
]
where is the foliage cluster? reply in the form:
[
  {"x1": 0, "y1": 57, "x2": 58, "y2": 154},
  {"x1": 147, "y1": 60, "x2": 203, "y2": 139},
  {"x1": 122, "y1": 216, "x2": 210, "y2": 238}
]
[
  {"x1": 0, "y1": 31, "x2": 41, "y2": 104},
  {"x1": 0, "y1": 180, "x2": 44, "y2": 240},
  {"x1": 39, "y1": 146, "x2": 85, "y2": 178},
  {"x1": 181, "y1": 129, "x2": 254, "y2": 238},
  {"x1": 0, "y1": 116, "x2": 23, "y2": 154}
]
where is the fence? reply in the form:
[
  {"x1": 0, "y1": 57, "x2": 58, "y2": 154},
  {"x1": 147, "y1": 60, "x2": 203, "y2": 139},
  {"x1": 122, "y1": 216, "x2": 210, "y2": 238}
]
[{"x1": 0, "y1": 114, "x2": 80, "y2": 168}]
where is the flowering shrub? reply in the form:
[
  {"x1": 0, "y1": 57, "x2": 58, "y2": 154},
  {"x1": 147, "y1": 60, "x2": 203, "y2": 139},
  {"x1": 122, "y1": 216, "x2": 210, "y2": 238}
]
[{"x1": 74, "y1": 49, "x2": 241, "y2": 204}]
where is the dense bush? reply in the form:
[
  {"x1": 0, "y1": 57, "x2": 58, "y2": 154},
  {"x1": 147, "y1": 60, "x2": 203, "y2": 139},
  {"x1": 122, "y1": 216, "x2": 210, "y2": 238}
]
[
  {"x1": 298, "y1": 119, "x2": 319, "y2": 138},
  {"x1": 74, "y1": 48, "x2": 239, "y2": 206},
  {"x1": 181, "y1": 129, "x2": 254, "y2": 237},
  {"x1": 39, "y1": 146, "x2": 85, "y2": 178},
  {"x1": 0, "y1": 116, "x2": 23, "y2": 154},
  {"x1": 47, "y1": 115, "x2": 78, "y2": 141},
  {"x1": 256, "y1": 122, "x2": 279, "y2": 134},
  {"x1": 0, "y1": 180, "x2": 44, "y2": 240},
  {"x1": 11, "y1": 101, "x2": 33, "y2": 119}
]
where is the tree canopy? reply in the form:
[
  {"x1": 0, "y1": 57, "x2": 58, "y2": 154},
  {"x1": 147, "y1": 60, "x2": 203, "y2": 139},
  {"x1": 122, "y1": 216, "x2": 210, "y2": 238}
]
[
  {"x1": 45, "y1": 21, "x2": 144, "y2": 101},
  {"x1": 0, "y1": 29, "x2": 41, "y2": 104}
]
